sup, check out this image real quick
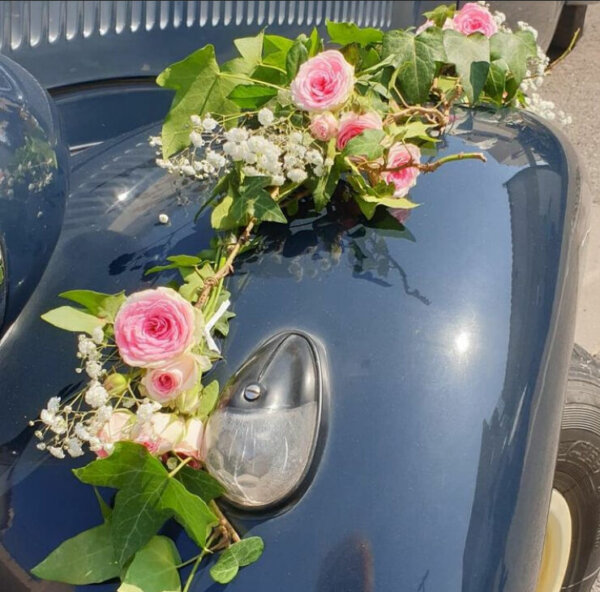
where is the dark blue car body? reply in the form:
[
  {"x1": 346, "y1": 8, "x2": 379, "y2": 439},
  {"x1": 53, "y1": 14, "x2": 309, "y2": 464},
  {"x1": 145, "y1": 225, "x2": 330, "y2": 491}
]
[{"x1": 0, "y1": 2, "x2": 590, "y2": 591}]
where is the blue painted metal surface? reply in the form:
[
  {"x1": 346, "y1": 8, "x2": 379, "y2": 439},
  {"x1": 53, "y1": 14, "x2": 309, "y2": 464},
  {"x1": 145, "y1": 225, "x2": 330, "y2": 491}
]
[
  {"x1": 0, "y1": 107, "x2": 587, "y2": 591},
  {"x1": 0, "y1": 54, "x2": 68, "y2": 336}
]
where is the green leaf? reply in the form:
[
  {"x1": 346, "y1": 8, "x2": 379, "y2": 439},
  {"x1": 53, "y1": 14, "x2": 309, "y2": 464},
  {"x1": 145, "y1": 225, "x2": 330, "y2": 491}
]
[
  {"x1": 355, "y1": 195, "x2": 378, "y2": 220},
  {"x1": 210, "y1": 537, "x2": 265, "y2": 584},
  {"x1": 423, "y1": 4, "x2": 456, "y2": 27},
  {"x1": 314, "y1": 142, "x2": 344, "y2": 211},
  {"x1": 343, "y1": 129, "x2": 386, "y2": 160},
  {"x1": 263, "y1": 35, "x2": 294, "y2": 69},
  {"x1": 326, "y1": 20, "x2": 384, "y2": 47},
  {"x1": 119, "y1": 536, "x2": 181, "y2": 592},
  {"x1": 176, "y1": 465, "x2": 225, "y2": 502},
  {"x1": 211, "y1": 195, "x2": 238, "y2": 231},
  {"x1": 228, "y1": 84, "x2": 278, "y2": 109},
  {"x1": 229, "y1": 177, "x2": 287, "y2": 227},
  {"x1": 484, "y1": 58, "x2": 508, "y2": 104},
  {"x1": 31, "y1": 522, "x2": 119, "y2": 584},
  {"x1": 443, "y1": 30, "x2": 490, "y2": 103},
  {"x1": 382, "y1": 28, "x2": 445, "y2": 103},
  {"x1": 74, "y1": 443, "x2": 218, "y2": 564},
  {"x1": 198, "y1": 379, "x2": 220, "y2": 421},
  {"x1": 490, "y1": 30, "x2": 536, "y2": 87},
  {"x1": 41, "y1": 306, "x2": 103, "y2": 335},
  {"x1": 94, "y1": 487, "x2": 112, "y2": 522},
  {"x1": 157, "y1": 45, "x2": 239, "y2": 158},
  {"x1": 58, "y1": 290, "x2": 111, "y2": 314},
  {"x1": 308, "y1": 27, "x2": 321, "y2": 57},
  {"x1": 58, "y1": 289, "x2": 125, "y2": 322},
  {"x1": 394, "y1": 120, "x2": 436, "y2": 143},
  {"x1": 222, "y1": 32, "x2": 264, "y2": 76},
  {"x1": 286, "y1": 38, "x2": 309, "y2": 80},
  {"x1": 111, "y1": 479, "x2": 171, "y2": 566}
]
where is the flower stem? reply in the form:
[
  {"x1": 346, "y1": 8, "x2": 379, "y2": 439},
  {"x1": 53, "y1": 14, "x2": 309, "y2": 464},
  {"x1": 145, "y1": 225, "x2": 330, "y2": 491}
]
[
  {"x1": 381, "y1": 151, "x2": 486, "y2": 174},
  {"x1": 196, "y1": 219, "x2": 256, "y2": 309},
  {"x1": 181, "y1": 533, "x2": 216, "y2": 592},
  {"x1": 210, "y1": 500, "x2": 241, "y2": 543},
  {"x1": 168, "y1": 456, "x2": 192, "y2": 478}
]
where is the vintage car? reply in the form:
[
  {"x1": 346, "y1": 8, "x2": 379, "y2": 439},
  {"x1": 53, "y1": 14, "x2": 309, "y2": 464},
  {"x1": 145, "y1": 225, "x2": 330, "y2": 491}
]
[{"x1": 0, "y1": 2, "x2": 599, "y2": 592}]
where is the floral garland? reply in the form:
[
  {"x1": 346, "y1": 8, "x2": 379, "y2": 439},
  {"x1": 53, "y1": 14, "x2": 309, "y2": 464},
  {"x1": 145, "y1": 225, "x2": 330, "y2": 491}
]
[{"x1": 30, "y1": 3, "x2": 569, "y2": 590}]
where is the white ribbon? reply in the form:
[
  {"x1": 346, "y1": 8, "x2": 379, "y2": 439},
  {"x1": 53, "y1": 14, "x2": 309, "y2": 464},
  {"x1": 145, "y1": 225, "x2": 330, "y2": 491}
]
[{"x1": 203, "y1": 299, "x2": 231, "y2": 353}]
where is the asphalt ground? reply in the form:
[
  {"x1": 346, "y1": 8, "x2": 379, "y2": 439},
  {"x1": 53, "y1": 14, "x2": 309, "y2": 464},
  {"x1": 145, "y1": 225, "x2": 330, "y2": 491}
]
[
  {"x1": 535, "y1": 6, "x2": 600, "y2": 589},
  {"x1": 542, "y1": 4, "x2": 600, "y2": 357}
]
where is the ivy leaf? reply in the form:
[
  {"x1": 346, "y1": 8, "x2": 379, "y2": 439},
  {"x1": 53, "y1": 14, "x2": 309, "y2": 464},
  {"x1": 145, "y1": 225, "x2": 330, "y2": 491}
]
[
  {"x1": 382, "y1": 28, "x2": 445, "y2": 103},
  {"x1": 314, "y1": 144, "x2": 344, "y2": 211},
  {"x1": 230, "y1": 177, "x2": 287, "y2": 227},
  {"x1": 176, "y1": 465, "x2": 225, "y2": 502},
  {"x1": 490, "y1": 30, "x2": 536, "y2": 87},
  {"x1": 157, "y1": 45, "x2": 239, "y2": 158},
  {"x1": 484, "y1": 58, "x2": 509, "y2": 104},
  {"x1": 94, "y1": 487, "x2": 112, "y2": 522},
  {"x1": 443, "y1": 30, "x2": 490, "y2": 103},
  {"x1": 394, "y1": 120, "x2": 437, "y2": 143},
  {"x1": 111, "y1": 479, "x2": 171, "y2": 567},
  {"x1": 344, "y1": 129, "x2": 386, "y2": 160},
  {"x1": 222, "y1": 32, "x2": 264, "y2": 76},
  {"x1": 74, "y1": 443, "x2": 218, "y2": 565},
  {"x1": 228, "y1": 84, "x2": 278, "y2": 109},
  {"x1": 58, "y1": 290, "x2": 125, "y2": 322},
  {"x1": 41, "y1": 306, "x2": 104, "y2": 335},
  {"x1": 423, "y1": 3, "x2": 456, "y2": 27},
  {"x1": 31, "y1": 522, "x2": 119, "y2": 585},
  {"x1": 58, "y1": 290, "x2": 110, "y2": 314},
  {"x1": 198, "y1": 379, "x2": 220, "y2": 421},
  {"x1": 326, "y1": 20, "x2": 383, "y2": 47},
  {"x1": 263, "y1": 35, "x2": 294, "y2": 69},
  {"x1": 118, "y1": 536, "x2": 181, "y2": 592},
  {"x1": 210, "y1": 537, "x2": 265, "y2": 584},
  {"x1": 211, "y1": 195, "x2": 239, "y2": 231},
  {"x1": 286, "y1": 38, "x2": 309, "y2": 80},
  {"x1": 308, "y1": 27, "x2": 321, "y2": 56}
]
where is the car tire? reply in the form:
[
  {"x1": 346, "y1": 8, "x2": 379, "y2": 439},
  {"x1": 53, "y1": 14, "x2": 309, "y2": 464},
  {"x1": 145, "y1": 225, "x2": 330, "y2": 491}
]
[
  {"x1": 553, "y1": 344, "x2": 600, "y2": 592},
  {"x1": 550, "y1": 5, "x2": 587, "y2": 57}
]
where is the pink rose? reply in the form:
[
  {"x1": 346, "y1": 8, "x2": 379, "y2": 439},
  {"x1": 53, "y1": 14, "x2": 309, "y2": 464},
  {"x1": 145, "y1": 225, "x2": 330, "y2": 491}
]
[
  {"x1": 336, "y1": 111, "x2": 383, "y2": 151},
  {"x1": 309, "y1": 112, "x2": 339, "y2": 141},
  {"x1": 97, "y1": 410, "x2": 134, "y2": 457},
  {"x1": 381, "y1": 143, "x2": 421, "y2": 198},
  {"x1": 114, "y1": 287, "x2": 198, "y2": 368},
  {"x1": 142, "y1": 353, "x2": 198, "y2": 404},
  {"x1": 174, "y1": 418, "x2": 205, "y2": 460},
  {"x1": 134, "y1": 412, "x2": 185, "y2": 456},
  {"x1": 290, "y1": 50, "x2": 355, "y2": 112},
  {"x1": 452, "y1": 3, "x2": 498, "y2": 37}
]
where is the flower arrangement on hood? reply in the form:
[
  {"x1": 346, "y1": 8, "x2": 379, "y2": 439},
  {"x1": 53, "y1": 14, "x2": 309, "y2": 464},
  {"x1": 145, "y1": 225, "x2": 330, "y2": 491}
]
[{"x1": 30, "y1": 3, "x2": 570, "y2": 591}]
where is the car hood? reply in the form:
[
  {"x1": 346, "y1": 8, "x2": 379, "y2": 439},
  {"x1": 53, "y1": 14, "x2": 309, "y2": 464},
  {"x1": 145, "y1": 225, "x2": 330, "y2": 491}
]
[{"x1": 0, "y1": 109, "x2": 587, "y2": 591}]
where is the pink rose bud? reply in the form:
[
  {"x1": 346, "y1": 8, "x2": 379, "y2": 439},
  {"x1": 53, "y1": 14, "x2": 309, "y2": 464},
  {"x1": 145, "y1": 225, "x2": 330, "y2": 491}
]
[
  {"x1": 381, "y1": 143, "x2": 422, "y2": 198},
  {"x1": 174, "y1": 418, "x2": 205, "y2": 460},
  {"x1": 336, "y1": 111, "x2": 383, "y2": 151},
  {"x1": 141, "y1": 353, "x2": 199, "y2": 404},
  {"x1": 114, "y1": 287, "x2": 199, "y2": 368},
  {"x1": 290, "y1": 50, "x2": 355, "y2": 112},
  {"x1": 309, "y1": 112, "x2": 339, "y2": 141},
  {"x1": 97, "y1": 410, "x2": 134, "y2": 457},
  {"x1": 103, "y1": 373, "x2": 128, "y2": 396},
  {"x1": 452, "y1": 3, "x2": 498, "y2": 37},
  {"x1": 134, "y1": 412, "x2": 185, "y2": 456}
]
